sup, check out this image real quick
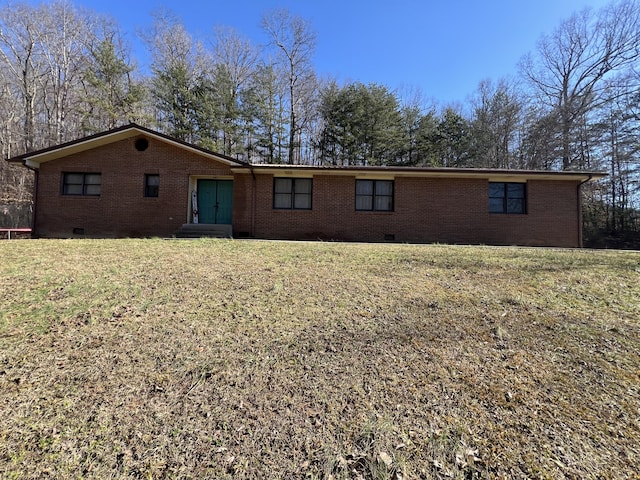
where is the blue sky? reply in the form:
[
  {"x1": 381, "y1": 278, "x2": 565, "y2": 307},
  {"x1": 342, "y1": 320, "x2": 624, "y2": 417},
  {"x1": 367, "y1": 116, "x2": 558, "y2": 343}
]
[{"x1": 48, "y1": 0, "x2": 612, "y2": 105}]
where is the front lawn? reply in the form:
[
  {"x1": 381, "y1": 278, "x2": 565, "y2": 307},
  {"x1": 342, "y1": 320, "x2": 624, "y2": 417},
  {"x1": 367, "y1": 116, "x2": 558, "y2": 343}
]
[{"x1": 1, "y1": 239, "x2": 638, "y2": 479}]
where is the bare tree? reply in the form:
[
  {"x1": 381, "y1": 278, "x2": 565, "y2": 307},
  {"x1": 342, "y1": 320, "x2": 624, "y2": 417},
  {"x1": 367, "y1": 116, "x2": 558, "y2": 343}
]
[
  {"x1": 520, "y1": 0, "x2": 640, "y2": 170},
  {"x1": 211, "y1": 26, "x2": 261, "y2": 156},
  {"x1": 261, "y1": 9, "x2": 316, "y2": 164},
  {"x1": 0, "y1": 0, "x2": 119, "y2": 151},
  {"x1": 0, "y1": 63, "x2": 18, "y2": 160},
  {"x1": 245, "y1": 62, "x2": 288, "y2": 163},
  {"x1": 593, "y1": 80, "x2": 640, "y2": 233},
  {"x1": 0, "y1": 2, "x2": 45, "y2": 152},
  {"x1": 35, "y1": 1, "x2": 95, "y2": 144},
  {"x1": 212, "y1": 26, "x2": 261, "y2": 95}
]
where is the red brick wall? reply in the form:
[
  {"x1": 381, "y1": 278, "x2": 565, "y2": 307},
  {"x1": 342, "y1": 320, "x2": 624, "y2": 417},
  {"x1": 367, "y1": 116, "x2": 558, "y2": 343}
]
[
  {"x1": 34, "y1": 138, "x2": 583, "y2": 246},
  {"x1": 245, "y1": 174, "x2": 582, "y2": 247},
  {"x1": 231, "y1": 173, "x2": 253, "y2": 237},
  {"x1": 35, "y1": 135, "x2": 233, "y2": 238}
]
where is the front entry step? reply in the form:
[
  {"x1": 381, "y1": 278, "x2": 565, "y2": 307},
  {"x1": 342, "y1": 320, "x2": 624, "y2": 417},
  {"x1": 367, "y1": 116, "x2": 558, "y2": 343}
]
[{"x1": 175, "y1": 224, "x2": 232, "y2": 238}]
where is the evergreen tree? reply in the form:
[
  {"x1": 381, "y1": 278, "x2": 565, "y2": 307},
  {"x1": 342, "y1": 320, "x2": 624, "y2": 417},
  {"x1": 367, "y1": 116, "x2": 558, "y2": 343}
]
[
  {"x1": 469, "y1": 79, "x2": 522, "y2": 169},
  {"x1": 317, "y1": 82, "x2": 403, "y2": 165},
  {"x1": 146, "y1": 14, "x2": 210, "y2": 144},
  {"x1": 433, "y1": 108, "x2": 472, "y2": 167},
  {"x1": 414, "y1": 110, "x2": 440, "y2": 166},
  {"x1": 82, "y1": 35, "x2": 145, "y2": 132}
]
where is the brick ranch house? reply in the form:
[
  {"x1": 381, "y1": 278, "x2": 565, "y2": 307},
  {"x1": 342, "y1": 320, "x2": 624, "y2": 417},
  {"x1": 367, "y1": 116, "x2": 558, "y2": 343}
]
[{"x1": 7, "y1": 123, "x2": 605, "y2": 247}]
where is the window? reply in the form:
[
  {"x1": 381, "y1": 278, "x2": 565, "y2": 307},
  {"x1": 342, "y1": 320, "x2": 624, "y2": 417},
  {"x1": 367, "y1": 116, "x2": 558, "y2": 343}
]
[
  {"x1": 489, "y1": 182, "x2": 526, "y2": 214},
  {"x1": 273, "y1": 178, "x2": 312, "y2": 210},
  {"x1": 145, "y1": 174, "x2": 159, "y2": 197},
  {"x1": 356, "y1": 180, "x2": 394, "y2": 211},
  {"x1": 62, "y1": 173, "x2": 101, "y2": 196}
]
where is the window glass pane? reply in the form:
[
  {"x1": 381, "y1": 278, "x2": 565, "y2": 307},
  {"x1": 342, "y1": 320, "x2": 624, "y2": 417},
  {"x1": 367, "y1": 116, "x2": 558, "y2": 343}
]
[
  {"x1": 375, "y1": 195, "x2": 393, "y2": 211},
  {"x1": 507, "y1": 199, "x2": 524, "y2": 214},
  {"x1": 145, "y1": 175, "x2": 159, "y2": 197},
  {"x1": 85, "y1": 184, "x2": 101, "y2": 196},
  {"x1": 295, "y1": 178, "x2": 312, "y2": 194},
  {"x1": 376, "y1": 180, "x2": 393, "y2": 196},
  {"x1": 64, "y1": 184, "x2": 83, "y2": 195},
  {"x1": 507, "y1": 183, "x2": 525, "y2": 198},
  {"x1": 274, "y1": 193, "x2": 291, "y2": 209},
  {"x1": 489, "y1": 183, "x2": 505, "y2": 198},
  {"x1": 356, "y1": 195, "x2": 373, "y2": 210},
  {"x1": 85, "y1": 174, "x2": 101, "y2": 185},
  {"x1": 294, "y1": 193, "x2": 311, "y2": 209},
  {"x1": 274, "y1": 178, "x2": 292, "y2": 194},
  {"x1": 64, "y1": 173, "x2": 84, "y2": 185},
  {"x1": 356, "y1": 180, "x2": 373, "y2": 195},
  {"x1": 489, "y1": 198, "x2": 505, "y2": 213}
]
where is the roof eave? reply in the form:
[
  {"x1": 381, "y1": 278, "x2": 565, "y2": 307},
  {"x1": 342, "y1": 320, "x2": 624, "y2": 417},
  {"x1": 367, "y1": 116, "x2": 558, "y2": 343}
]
[{"x1": 243, "y1": 164, "x2": 606, "y2": 181}]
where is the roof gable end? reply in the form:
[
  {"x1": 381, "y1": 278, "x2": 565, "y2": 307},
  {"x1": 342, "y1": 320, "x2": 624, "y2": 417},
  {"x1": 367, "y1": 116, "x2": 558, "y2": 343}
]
[{"x1": 8, "y1": 123, "x2": 247, "y2": 169}]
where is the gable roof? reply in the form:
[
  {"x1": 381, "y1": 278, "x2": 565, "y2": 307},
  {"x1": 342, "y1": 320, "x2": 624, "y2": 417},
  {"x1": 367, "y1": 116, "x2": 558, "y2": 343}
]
[{"x1": 7, "y1": 123, "x2": 249, "y2": 169}]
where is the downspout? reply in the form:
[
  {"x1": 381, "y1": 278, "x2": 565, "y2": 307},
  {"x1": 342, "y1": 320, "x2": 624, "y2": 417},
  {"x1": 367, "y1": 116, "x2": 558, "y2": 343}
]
[
  {"x1": 577, "y1": 174, "x2": 593, "y2": 248},
  {"x1": 31, "y1": 168, "x2": 38, "y2": 235}
]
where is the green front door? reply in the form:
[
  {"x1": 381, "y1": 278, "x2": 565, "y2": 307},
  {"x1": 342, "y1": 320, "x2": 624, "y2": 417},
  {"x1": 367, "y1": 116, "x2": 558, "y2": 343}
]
[{"x1": 197, "y1": 180, "x2": 233, "y2": 224}]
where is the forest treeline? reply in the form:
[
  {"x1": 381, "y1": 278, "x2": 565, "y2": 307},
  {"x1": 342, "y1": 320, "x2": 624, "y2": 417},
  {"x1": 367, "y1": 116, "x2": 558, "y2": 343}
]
[{"x1": 1, "y1": 0, "x2": 639, "y2": 247}]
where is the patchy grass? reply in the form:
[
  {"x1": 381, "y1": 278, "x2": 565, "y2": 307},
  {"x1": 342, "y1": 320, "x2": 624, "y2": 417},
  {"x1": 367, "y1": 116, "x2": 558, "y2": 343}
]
[{"x1": 0, "y1": 239, "x2": 639, "y2": 479}]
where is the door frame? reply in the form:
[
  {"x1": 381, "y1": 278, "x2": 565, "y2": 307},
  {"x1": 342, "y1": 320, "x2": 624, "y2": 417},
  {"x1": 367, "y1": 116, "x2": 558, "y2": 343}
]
[{"x1": 188, "y1": 175, "x2": 233, "y2": 224}]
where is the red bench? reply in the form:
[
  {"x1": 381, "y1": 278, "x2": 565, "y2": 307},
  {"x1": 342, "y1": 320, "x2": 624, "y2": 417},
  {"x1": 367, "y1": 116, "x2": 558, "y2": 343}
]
[{"x1": 0, "y1": 228, "x2": 32, "y2": 239}]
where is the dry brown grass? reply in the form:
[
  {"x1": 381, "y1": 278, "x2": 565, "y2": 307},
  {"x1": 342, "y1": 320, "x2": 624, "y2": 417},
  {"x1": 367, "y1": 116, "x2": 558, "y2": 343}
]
[{"x1": 1, "y1": 239, "x2": 639, "y2": 479}]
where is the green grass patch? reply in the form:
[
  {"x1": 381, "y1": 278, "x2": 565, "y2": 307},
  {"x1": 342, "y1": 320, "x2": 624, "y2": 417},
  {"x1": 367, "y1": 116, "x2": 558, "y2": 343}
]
[{"x1": 1, "y1": 239, "x2": 639, "y2": 479}]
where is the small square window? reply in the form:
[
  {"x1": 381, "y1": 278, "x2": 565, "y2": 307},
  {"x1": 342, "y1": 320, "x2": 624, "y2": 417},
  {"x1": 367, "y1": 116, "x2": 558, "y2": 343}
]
[{"x1": 145, "y1": 174, "x2": 159, "y2": 197}]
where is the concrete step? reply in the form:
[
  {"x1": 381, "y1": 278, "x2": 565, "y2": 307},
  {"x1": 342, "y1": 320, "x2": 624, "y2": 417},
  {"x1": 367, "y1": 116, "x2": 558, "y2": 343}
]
[{"x1": 175, "y1": 223, "x2": 232, "y2": 238}]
